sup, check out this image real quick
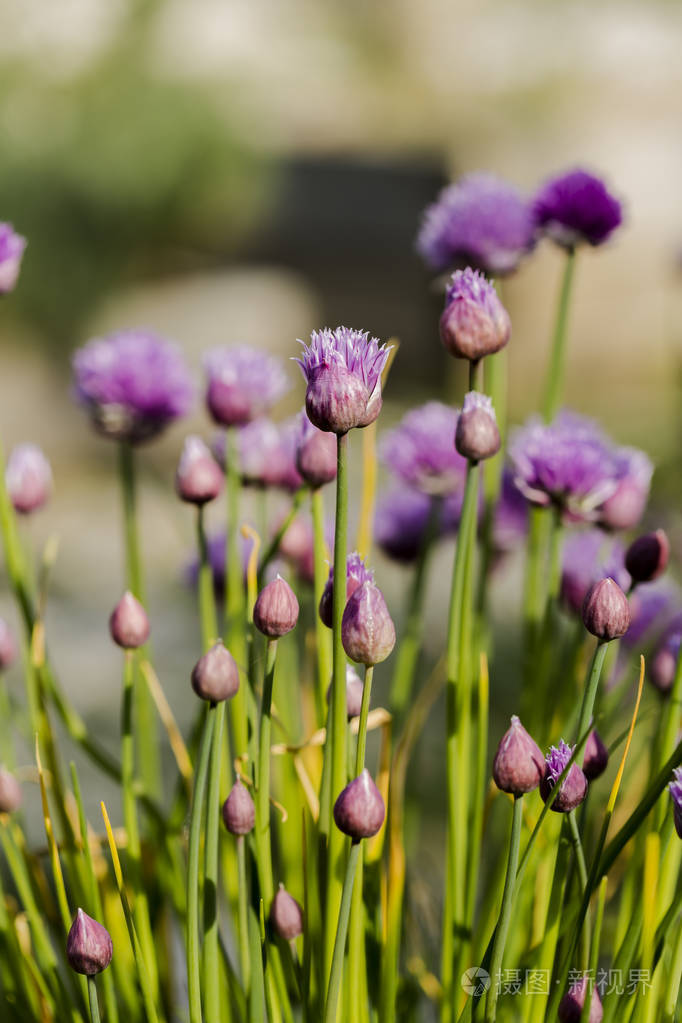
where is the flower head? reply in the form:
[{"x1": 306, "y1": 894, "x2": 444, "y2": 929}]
[
  {"x1": 175, "y1": 436, "x2": 223, "y2": 505},
  {"x1": 222, "y1": 778, "x2": 255, "y2": 835},
  {"x1": 66, "y1": 909, "x2": 113, "y2": 976},
  {"x1": 492, "y1": 716, "x2": 544, "y2": 796},
  {"x1": 582, "y1": 577, "x2": 631, "y2": 641},
  {"x1": 5, "y1": 443, "x2": 52, "y2": 514},
  {"x1": 560, "y1": 530, "x2": 629, "y2": 615},
  {"x1": 598, "y1": 448, "x2": 653, "y2": 531},
  {"x1": 73, "y1": 330, "x2": 193, "y2": 443},
  {"x1": 440, "y1": 269, "x2": 511, "y2": 362},
  {"x1": 342, "y1": 581, "x2": 396, "y2": 666},
  {"x1": 333, "y1": 769, "x2": 386, "y2": 840},
  {"x1": 416, "y1": 173, "x2": 536, "y2": 276},
  {"x1": 509, "y1": 412, "x2": 630, "y2": 521},
  {"x1": 204, "y1": 346, "x2": 289, "y2": 427},
  {"x1": 319, "y1": 552, "x2": 374, "y2": 629},
  {"x1": 533, "y1": 168, "x2": 622, "y2": 249},
  {"x1": 380, "y1": 401, "x2": 467, "y2": 497},
  {"x1": 253, "y1": 575, "x2": 299, "y2": 638},
  {"x1": 109, "y1": 592, "x2": 150, "y2": 650},
  {"x1": 295, "y1": 327, "x2": 391, "y2": 434},
  {"x1": 295, "y1": 411, "x2": 337, "y2": 488},
  {"x1": 0, "y1": 223, "x2": 27, "y2": 294},
  {"x1": 540, "y1": 740, "x2": 588, "y2": 813},
  {"x1": 669, "y1": 767, "x2": 682, "y2": 838},
  {"x1": 270, "y1": 884, "x2": 304, "y2": 941},
  {"x1": 215, "y1": 418, "x2": 303, "y2": 491},
  {"x1": 456, "y1": 391, "x2": 500, "y2": 461},
  {"x1": 191, "y1": 641, "x2": 240, "y2": 702}
]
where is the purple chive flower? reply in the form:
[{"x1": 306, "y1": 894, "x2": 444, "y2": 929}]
[
  {"x1": 509, "y1": 412, "x2": 626, "y2": 522},
  {"x1": 295, "y1": 411, "x2": 337, "y2": 489},
  {"x1": 533, "y1": 168, "x2": 622, "y2": 250},
  {"x1": 375, "y1": 489, "x2": 434, "y2": 563},
  {"x1": 219, "y1": 418, "x2": 303, "y2": 491},
  {"x1": 73, "y1": 330, "x2": 193, "y2": 443},
  {"x1": 560, "y1": 530, "x2": 629, "y2": 615},
  {"x1": 5, "y1": 443, "x2": 52, "y2": 514},
  {"x1": 582, "y1": 578, "x2": 631, "y2": 641},
  {"x1": 319, "y1": 552, "x2": 374, "y2": 629},
  {"x1": 455, "y1": 391, "x2": 500, "y2": 461},
  {"x1": 295, "y1": 327, "x2": 392, "y2": 435},
  {"x1": 624, "y1": 581, "x2": 680, "y2": 650},
  {"x1": 492, "y1": 716, "x2": 544, "y2": 796},
  {"x1": 380, "y1": 402, "x2": 467, "y2": 497},
  {"x1": 440, "y1": 269, "x2": 511, "y2": 363},
  {"x1": 540, "y1": 740, "x2": 588, "y2": 813},
  {"x1": 598, "y1": 448, "x2": 653, "y2": 531},
  {"x1": 204, "y1": 346, "x2": 289, "y2": 428},
  {"x1": 0, "y1": 223, "x2": 27, "y2": 294},
  {"x1": 416, "y1": 173, "x2": 536, "y2": 276},
  {"x1": 492, "y1": 469, "x2": 528, "y2": 554},
  {"x1": 342, "y1": 580, "x2": 396, "y2": 666},
  {"x1": 66, "y1": 909, "x2": 113, "y2": 976},
  {"x1": 669, "y1": 768, "x2": 682, "y2": 838}
]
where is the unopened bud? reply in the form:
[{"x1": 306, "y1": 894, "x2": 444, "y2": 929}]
[
  {"x1": 175, "y1": 435, "x2": 223, "y2": 505},
  {"x1": 341, "y1": 581, "x2": 396, "y2": 666},
  {"x1": 558, "y1": 975, "x2": 603, "y2": 1022},
  {"x1": 109, "y1": 592, "x2": 150, "y2": 649},
  {"x1": 5, "y1": 443, "x2": 52, "y2": 514},
  {"x1": 582, "y1": 729, "x2": 609, "y2": 781},
  {"x1": 326, "y1": 664, "x2": 365, "y2": 720},
  {"x1": 625, "y1": 530, "x2": 669, "y2": 585},
  {"x1": 253, "y1": 576, "x2": 299, "y2": 638},
  {"x1": 582, "y1": 578, "x2": 631, "y2": 641},
  {"x1": 455, "y1": 391, "x2": 500, "y2": 461},
  {"x1": 439, "y1": 269, "x2": 511, "y2": 362},
  {"x1": 270, "y1": 884, "x2": 303, "y2": 941},
  {"x1": 66, "y1": 909, "x2": 113, "y2": 975},
  {"x1": 191, "y1": 641, "x2": 240, "y2": 702},
  {"x1": 296, "y1": 413, "x2": 337, "y2": 488},
  {"x1": 492, "y1": 716, "x2": 544, "y2": 796},
  {"x1": 0, "y1": 768, "x2": 22, "y2": 813},
  {"x1": 222, "y1": 778, "x2": 255, "y2": 835},
  {"x1": 333, "y1": 769, "x2": 385, "y2": 841}
]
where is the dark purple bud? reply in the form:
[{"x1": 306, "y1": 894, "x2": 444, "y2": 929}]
[
  {"x1": 0, "y1": 619, "x2": 17, "y2": 671},
  {"x1": 191, "y1": 641, "x2": 240, "y2": 702},
  {"x1": 175, "y1": 435, "x2": 223, "y2": 505},
  {"x1": 0, "y1": 769, "x2": 22, "y2": 813},
  {"x1": 333, "y1": 769, "x2": 385, "y2": 840},
  {"x1": 582, "y1": 729, "x2": 609, "y2": 781},
  {"x1": 582, "y1": 578, "x2": 631, "y2": 641},
  {"x1": 319, "y1": 553, "x2": 374, "y2": 630},
  {"x1": 492, "y1": 715, "x2": 544, "y2": 796},
  {"x1": 66, "y1": 909, "x2": 113, "y2": 975},
  {"x1": 341, "y1": 581, "x2": 396, "y2": 666},
  {"x1": 439, "y1": 268, "x2": 511, "y2": 362},
  {"x1": 295, "y1": 412, "x2": 338, "y2": 488},
  {"x1": 5, "y1": 444, "x2": 52, "y2": 514},
  {"x1": 326, "y1": 664, "x2": 365, "y2": 720},
  {"x1": 540, "y1": 741, "x2": 588, "y2": 813},
  {"x1": 270, "y1": 884, "x2": 303, "y2": 941},
  {"x1": 222, "y1": 778, "x2": 255, "y2": 835},
  {"x1": 625, "y1": 530, "x2": 669, "y2": 584},
  {"x1": 109, "y1": 592, "x2": 150, "y2": 649},
  {"x1": 455, "y1": 391, "x2": 501, "y2": 461},
  {"x1": 669, "y1": 768, "x2": 682, "y2": 839},
  {"x1": 253, "y1": 576, "x2": 299, "y2": 638},
  {"x1": 558, "y1": 975, "x2": 603, "y2": 1022},
  {"x1": 650, "y1": 631, "x2": 680, "y2": 694}
]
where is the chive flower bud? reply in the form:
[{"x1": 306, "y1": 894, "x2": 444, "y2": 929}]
[
  {"x1": 175, "y1": 435, "x2": 223, "y2": 505},
  {"x1": 625, "y1": 530, "x2": 669, "y2": 584},
  {"x1": 66, "y1": 909, "x2": 113, "y2": 975},
  {"x1": 669, "y1": 768, "x2": 682, "y2": 839},
  {"x1": 0, "y1": 768, "x2": 22, "y2": 813},
  {"x1": 540, "y1": 741, "x2": 588, "y2": 813},
  {"x1": 109, "y1": 592, "x2": 150, "y2": 649},
  {"x1": 222, "y1": 778, "x2": 255, "y2": 835},
  {"x1": 295, "y1": 327, "x2": 391, "y2": 435},
  {"x1": 598, "y1": 448, "x2": 653, "y2": 531},
  {"x1": 558, "y1": 975, "x2": 603, "y2": 1022},
  {"x1": 0, "y1": 222, "x2": 27, "y2": 294},
  {"x1": 204, "y1": 346, "x2": 289, "y2": 427},
  {"x1": 319, "y1": 552, "x2": 374, "y2": 629},
  {"x1": 582, "y1": 729, "x2": 609, "y2": 781},
  {"x1": 253, "y1": 575, "x2": 299, "y2": 638},
  {"x1": 341, "y1": 581, "x2": 396, "y2": 666},
  {"x1": 270, "y1": 884, "x2": 304, "y2": 941},
  {"x1": 295, "y1": 411, "x2": 338, "y2": 488},
  {"x1": 191, "y1": 641, "x2": 240, "y2": 702},
  {"x1": 650, "y1": 630, "x2": 680, "y2": 695},
  {"x1": 533, "y1": 167, "x2": 621, "y2": 250},
  {"x1": 5, "y1": 444, "x2": 52, "y2": 514},
  {"x1": 455, "y1": 391, "x2": 501, "y2": 461},
  {"x1": 326, "y1": 664, "x2": 365, "y2": 720},
  {"x1": 333, "y1": 768, "x2": 385, "y2": 840},
  {"x1": 492, "y1": 715, "x2": 544, "y2": 796},
  {"x1": 582, "y1": 577, "x2": 631, "y2": 640},
  {"x1": 0, "y1": 619, "x2": 17, "y2": 672},
  {"x1": 439, "y1": 268, "x2": 511, "y2": 363}
]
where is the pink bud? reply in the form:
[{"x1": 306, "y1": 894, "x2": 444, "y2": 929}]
[
  {"x1": 191, "y1": 641, "x2": 240, "y2": 702},
  {"x1": 66, "y1": 909, "x2": 113, "y2": 975},
  {"x1": 5, "y1": 443, "x2": 52, "y2": 514},
  {"x1": 270, "y1": 884, "x2": 303, "y2": 941},
  {"x1": 341, "y1": 581, "x2": 396, "y2": 666},
  {"x1": 492, "y1": 716, "x2": 544, "y2": 796},
  {"x1": 109, "y1": 592, "x2": 150, "y2": 649},
  {"x1": 333, "y1": 769, "x2": 385, "y2": 841},
  {"x1": 175, "y1": 435, "x2": 223, "y2": 505},
  {"x1": 222, "y1": 778, "x2": 255, "y2": 835},
  {"x1": 253, "y1": 576, "x2": 299, "y2": 638},
  {"x1": 582, "y1": 578, "x2": 631, "y2": 641}
]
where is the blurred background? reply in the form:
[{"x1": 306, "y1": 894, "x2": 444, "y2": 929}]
[{"x1": 1, "y1": 0, "x2": 681, "y2": 940}]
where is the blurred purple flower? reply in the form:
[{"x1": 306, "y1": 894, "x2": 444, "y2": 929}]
[
  {"x1": 0, "y1": 223, "x2": 27, "y2": 294},
  {"x1": 598, "y1": 448, "x2": 653, "y2": 531},
  {"x1": 492, "y1": 469, "x2": 529, "y2": 554},
  {"x1": 204, "y1": 346, "x2": 289, "y2": 428},
  {"x1": 380, "y1": 402, "x2": 467, "y2": 497},
  {"x1": 72, "y1": 330, "x2": 193, "y2": 443},
  {"x1": 533, "y1": 168, "x2": 622, "y2": 249},
  {"x1": 214, "y1": 417, "x2": 303, "y2": 491},
  {"x1": 624, "y1": 580, "x2": 680, "y2": 650},
  {"x1": 5, "y1": 443, "x2": 53, "y2": 514},
  {"x1": 375, "y1": 488, "x2": 461, "y2": 564},
  {"x1": 560, "y1": 530, "x2": 629, "y2": 615},
  {"x1": 416, "y1": 173, "x2": 536, "y2": 276}
]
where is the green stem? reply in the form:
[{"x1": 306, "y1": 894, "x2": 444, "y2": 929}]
[
  {"x1": 485, "y1": 795, "x2": 524, "y2": 1022},
  {"x1": 324, "y1": 432, "x2": 349, "y2": 983},
  {"x1": 256, "y1": 639, "x2": 278, "y2": 906},
  {"x1": 121, "y1": 650, "x2": 157, "y2": 993},
  {"x1": 197, "y1": 506, "x2": 219, "y2": 650},
  {"x1": 118, "y1": 440, "x2": 160, "y2": 801},
  {"x1": 312, "y1": 488, "x2": 332, "y2": 719},
  {"x1": 187, "y1": 704, "x2": 217, "y2": 1023},
  {"x1": 567, "y1": 811, "x2": 590, "y2": 970},
  {"x1": 542, "y1": 247, "x2": 576, "y2": 421},
  {"x1": 224, "y1": 427, "x2": 248, "y2": 761},
  {"x1": 478, "y1": 346, "x2": 507, "y2": 614},
  {"x1": 390, "y1": 498, "x2": 440, "y2": 720},
  {"x1": 237, "y1": 835, "x2": 251, "y2": 995},
  {"x1": 575, "y1": 641, "x2": 609, "y2": 753},
  {"x1": 87, "y1": 976, "x2": 101, "y2": 1023},
  {"x1": 355, "y1": 666, "x2": 374, "y2": 774},
  {"x1": 662, "y1": 910, "x2": 682, "y2": 1021},
  {"x1": 203, "y1": 700, "x2": 227, "y2": 1022},
  {"x1": 324, "y1": 841, "x2": 362, "y2": 1023}
]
